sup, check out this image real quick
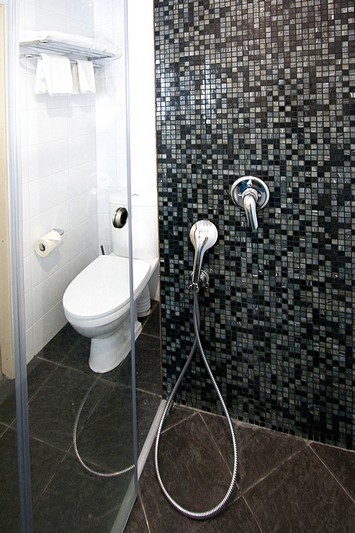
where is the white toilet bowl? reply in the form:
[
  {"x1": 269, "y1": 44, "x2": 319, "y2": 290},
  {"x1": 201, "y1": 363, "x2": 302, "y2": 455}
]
[{"x1": 63, "y1": 254, "x2": 151, "y2": 373}]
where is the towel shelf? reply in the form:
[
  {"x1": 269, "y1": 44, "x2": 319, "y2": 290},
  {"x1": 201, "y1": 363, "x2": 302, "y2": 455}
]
[{"x1": 20, "y1": 39, "x2": 120, "y2": 63}]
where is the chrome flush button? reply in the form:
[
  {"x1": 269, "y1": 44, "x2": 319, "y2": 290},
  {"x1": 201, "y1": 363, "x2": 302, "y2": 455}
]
[{"x1": 112, "y1": 207, "x2": 128, "y2": 229}]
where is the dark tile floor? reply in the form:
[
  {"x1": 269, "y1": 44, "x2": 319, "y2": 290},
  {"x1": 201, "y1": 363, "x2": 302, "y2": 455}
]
[
  {"x1": 126, "y1": 407, "x2": 355, "y2": 532},
  {"x1": 1, "y1": 301, "x2": 355, "y2": 532},
  {"x1": 0, "y1": 302, "x2": 162, "y2": 533}
]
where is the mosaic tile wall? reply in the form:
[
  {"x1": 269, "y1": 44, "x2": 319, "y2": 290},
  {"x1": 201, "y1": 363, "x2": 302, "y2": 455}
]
[{"x1": 154, "y1": 0, "x2": 355, "y2": 449}]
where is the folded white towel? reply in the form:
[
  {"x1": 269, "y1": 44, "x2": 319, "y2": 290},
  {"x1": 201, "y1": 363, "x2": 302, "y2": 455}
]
[
  {"x1": 35, "y1": 54, "x2": 73, "y2": 96},
  {"x1": 34, "y1": 56, "x2": 47, "y2": 94},
  {"x1": 71, "y1": 63, "x2": 80, "y2": 95},
  {"x1": 76, "y1": 60, "x2": 96, "y2": 94}
]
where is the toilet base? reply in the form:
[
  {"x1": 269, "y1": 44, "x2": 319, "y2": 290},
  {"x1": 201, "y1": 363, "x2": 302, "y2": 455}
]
[{"x1": 89, "y1": 316, "x2": 142, "y2": 373}]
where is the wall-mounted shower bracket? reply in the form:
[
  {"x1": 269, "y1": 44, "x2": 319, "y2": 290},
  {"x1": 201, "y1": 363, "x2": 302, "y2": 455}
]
[
  {"x1": 230, "y1": 176, "x2": 270, "y2": 231},
  {"x1": 189, "y1": 269, "x2": 210, "y2": 292}
]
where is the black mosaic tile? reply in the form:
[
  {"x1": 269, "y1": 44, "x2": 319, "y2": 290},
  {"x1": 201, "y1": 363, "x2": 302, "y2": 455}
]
[{"x1": 154, "y1": 0, "x2": 355, "y2": 449}]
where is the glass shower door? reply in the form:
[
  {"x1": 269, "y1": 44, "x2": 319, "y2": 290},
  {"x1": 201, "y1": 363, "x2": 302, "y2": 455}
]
[{"x1": 1, "y1": 0, "x2": 139, "y2": 531}]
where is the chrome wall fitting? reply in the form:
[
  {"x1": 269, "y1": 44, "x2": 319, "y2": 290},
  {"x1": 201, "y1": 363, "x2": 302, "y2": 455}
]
[{"x1": 230, "y1": 176, "x2": 270, "y2": 231}]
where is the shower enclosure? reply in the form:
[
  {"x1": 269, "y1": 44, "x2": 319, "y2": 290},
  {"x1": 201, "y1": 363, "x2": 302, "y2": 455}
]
[{"x1": 1, "y1": 0, "x2": 158, "y2": 531}]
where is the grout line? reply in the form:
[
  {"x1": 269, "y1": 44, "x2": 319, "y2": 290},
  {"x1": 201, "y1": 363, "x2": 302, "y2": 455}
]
[
  {"x1": 136, "y1": 387, "x2": 162, "y2": 399},
  {"x1": 27, "y1": 359, "x2": 59, "y2": 403},
  {"x1": 200, "y1": 412, "x2": 234, "y2": 476},
  {"x1": 139, "y1": 331, "x2": 160, "y2": 340},
  {"x1": 308, "y1": 443, "x2": 355, "y2": 505},
  {"x1": 161, "y1": 409, "x2": 197, "y2": 434},
  {"x1": 138, "y1": 493, "x2": 152, "y2": 533},
  {"x1": 243, "y1": 495, "x2": 264, "y2": 532},
  {"x1": 242, "y1": 446, "x2": 306, "y2": 496}
]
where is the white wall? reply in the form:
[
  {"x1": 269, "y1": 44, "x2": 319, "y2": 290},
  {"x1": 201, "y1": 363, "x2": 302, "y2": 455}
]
[
  {"x1": 20, "y1": 0, "x2": 99, "y2": 361},
  {"x1": 94, "y1": 0, "x2": 158, "y2": 252},
  {"x1": 128, "y1": 0, "x2": 157, "y2": 194},
  {"x1": 95, "y1": 0, "x2": 128, "y2": 253},
  {"x1": 20, "y1": 0, "x2": 158, "y2": 361}
]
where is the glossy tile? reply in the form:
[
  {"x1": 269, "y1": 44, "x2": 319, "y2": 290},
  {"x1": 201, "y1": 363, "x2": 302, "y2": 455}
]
[
  {"x1": 33, "y1": 453, "x2": 133, "y2": 533},
  {"x1": 37, "y1": 323, "x2": 80, "y2": 364},
  {"x1": 138, "y1": 451, "x2": 208, "y2": 533},
  {"x1": 310, "y1": 442, "x2": 355, "y2": 501},
  {"x1": 28, "y1": 366, "x2": 106, "y2": 451},
  {"x1": 61, "y1": 334, "x2": 92, "y2": 374},
  {"x1": 0, "y1": 427, "x2": 65, "y2": 533},
  {"x1": 195, "y1": 496, "x2": 260, "y2": 533},
  {"x1": 202, "y1": 413, "x2": 307, "y2": 492},
  {"x1": 244, "y1": 446, "x2": 355, "y2": 532},
  {"x1": 135, "y1": 333, "x2": 162, "y2": 396},
  {"x1": 0, "y1": 359, "x2": 57, "y2": 426},
  {"x1": 124, "y1": 495, "x2": 150, "y2": 533},
  {"x1": 140, "y1": 413, "x2": 238, "y2": 532},
  {"x1": 140, "y1": 302, "x2": 161, "y2": 338},
  {"x1": 136, "y1": 390, "x2": 161, "y2": 453},
  {"x1": 70, "y1": 382, "x2": 134, "y2": 472}
]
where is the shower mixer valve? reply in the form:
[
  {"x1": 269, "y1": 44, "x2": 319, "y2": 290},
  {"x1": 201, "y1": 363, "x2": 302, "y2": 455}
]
[
  {"x1": 230, "y1": 176, "x2": 270, "y2": 231},
  {"x1": 189, "y1": 220, "x2": 218, "y2": 291}
]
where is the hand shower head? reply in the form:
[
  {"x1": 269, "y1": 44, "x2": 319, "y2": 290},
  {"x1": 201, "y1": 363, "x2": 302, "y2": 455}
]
[{"x1": 189, "y1": 220, "x2": 218, "y2": 289}]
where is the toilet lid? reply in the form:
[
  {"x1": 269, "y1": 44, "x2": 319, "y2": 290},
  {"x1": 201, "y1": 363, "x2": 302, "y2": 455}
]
[{"x1": 63, "y1": 255, "x2": 151, "y2": 320}]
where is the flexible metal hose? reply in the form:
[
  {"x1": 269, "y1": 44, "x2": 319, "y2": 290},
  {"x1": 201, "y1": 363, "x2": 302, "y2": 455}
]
[
  {"x1": 73, "y1": 375, "x2": 135, "y2": 477},
  {"x1": 154, "y1": 291, "x2": 238, "y2": 519}
]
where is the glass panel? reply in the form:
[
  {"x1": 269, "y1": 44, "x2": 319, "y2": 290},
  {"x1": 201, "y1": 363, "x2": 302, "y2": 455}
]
[{"x1": 13, "y1": 0, "x2": 138, "y2": 530}]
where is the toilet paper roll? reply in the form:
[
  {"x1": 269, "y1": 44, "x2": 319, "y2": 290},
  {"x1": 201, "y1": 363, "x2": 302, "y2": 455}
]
[{"x1": 35, "y1": 230, "x2": 62, "y2": 257}]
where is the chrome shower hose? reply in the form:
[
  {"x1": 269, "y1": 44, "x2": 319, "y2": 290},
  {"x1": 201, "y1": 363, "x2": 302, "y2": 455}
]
[{"x1": 154, "y1": 292, "x2": 238, "y2": 520}]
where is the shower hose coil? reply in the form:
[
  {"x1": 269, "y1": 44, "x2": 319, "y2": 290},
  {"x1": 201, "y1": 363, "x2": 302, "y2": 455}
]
[{"x1": 154, "y1": 292, "x2": 238, "y2": 520}]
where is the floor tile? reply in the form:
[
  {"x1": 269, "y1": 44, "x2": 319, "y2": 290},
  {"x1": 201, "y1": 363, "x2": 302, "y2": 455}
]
[
  {"x1": 0, "y1": 377, "x2": 15, "y2": 405},
  {"x1": 61, "y1": 334, "x2": 92, "y2": 374},
  {"x1": 70, "y1": 382, "x2": 134, "y2": 472},
  {"x1": 33, "y1": 452, "x2": 133, "y2": 533},
  {"x1": 136, "y1": 390, "x2": 162, "y2": 453},
  {"x1": 244, "y1": 446, "x2": 355, "y2": 532},
  {"x1": 138, "y1": 451, "x2": 209, "y2": 533},
  {"x1": 37, "y1": 324, "x2": 80, "y2": 364},
  {"x1": 201, "y1": 413, "x2": 308, "y2": 492},
  {"x1": 0, "y1": 427, "x2": 65, "y2": 533},
  {"x1": 161, "y1": 404, "x2": 198, "y2": 432},
  {"x1": 27, "y1": 359, "x2": 58, "y2": 397},
  {"x1": 135, "y1": 333, "x2": 162, "y2": 395},
  {"x1": 310, "y1": 442, "x2": 355, "y2": 501},
  {"x1": 102, "y1": 353, "x2": 132, "y2": 387},
  {"x1": 0, "y1": 359, "x2": 58, "y2": 426},
  {"x1": 28, "y1": 366, "x2": 106, "y2": 452},
  {"x1": 0, "y1": 382, "x2": 16, "y2": 426},
  {"x1": 0, "y1": 428, "x2": 21, "y2": 532},
  {"x1": 140, "y1": 302, "x2": 161, "y2": 338},
  {"x1": 195, "y1": 496, "x2": 260, "y2": 533},
  {"x1": 234, "y1": 425, "x2": 307, "y2": 493},
  {"x1": 140, "y1": 414, "x2": 238, "y2": 532},
  {"x1": 124, "y1": 494, "x2": 150, "y2": 533}
]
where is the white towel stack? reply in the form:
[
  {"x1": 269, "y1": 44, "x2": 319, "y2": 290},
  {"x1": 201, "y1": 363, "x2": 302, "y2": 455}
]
[{"x1": 35, "y1": 54, "x2": 96, "y2": 96}]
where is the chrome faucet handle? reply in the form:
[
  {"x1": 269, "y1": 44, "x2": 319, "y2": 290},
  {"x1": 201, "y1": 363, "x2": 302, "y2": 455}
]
[
  {"x1": 230, "y1": 176, "x2": 270, "y2": 231},
  {"x1": 242, "y1": 187, "x2": 259, "y2": 231}
]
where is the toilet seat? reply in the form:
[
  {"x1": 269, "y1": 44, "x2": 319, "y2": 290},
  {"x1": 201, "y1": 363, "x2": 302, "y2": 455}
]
[{"x1": 63, "y1": 255, "x2": 151, "y2": 323}]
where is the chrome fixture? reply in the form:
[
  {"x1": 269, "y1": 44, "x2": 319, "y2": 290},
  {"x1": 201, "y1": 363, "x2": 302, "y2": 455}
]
[
  {"x1": 155, "y1": 218, "x2": 237, "y2": 520},
  {"x1": 230, "y1": 176, "x2": 270, "y2": 231},
  {"x1": 112, "y1": 207, "x2": 128, "y2": 229},
  {"x1": 189, "y1": 220, "x2": 218, "y2": 291}
]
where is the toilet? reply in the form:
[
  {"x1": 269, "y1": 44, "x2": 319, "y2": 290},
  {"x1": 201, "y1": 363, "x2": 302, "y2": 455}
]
[{"x1": 63, "y1": 191, "x2": 158, "y2": 373}]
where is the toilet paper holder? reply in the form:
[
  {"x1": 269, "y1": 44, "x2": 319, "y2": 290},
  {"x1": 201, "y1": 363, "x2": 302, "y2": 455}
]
[
  {"x1": 35, "y1": 228, "x2": 64, "y2": 257},
  {"x1": 52, "y1": 228, "x2": 64, "y2": 236}
]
